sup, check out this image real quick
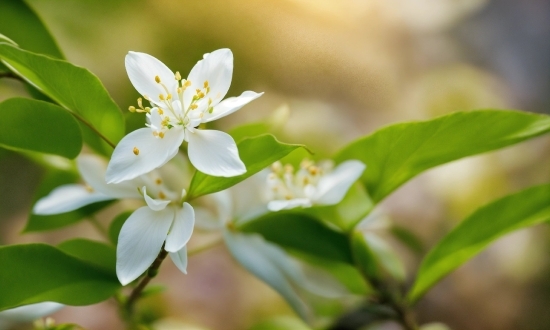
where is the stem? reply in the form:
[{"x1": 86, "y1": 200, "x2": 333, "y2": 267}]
[
  {"x1": 125, "y1": 247, "x2": 168, "y2": 315},
  {"x1": 70, "y1": 112, "x2": 116, "y2": 149}
]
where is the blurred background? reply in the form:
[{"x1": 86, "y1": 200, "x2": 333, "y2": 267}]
[{"x1": 1, "y1": 0, "x2": 550, "y2": 329}]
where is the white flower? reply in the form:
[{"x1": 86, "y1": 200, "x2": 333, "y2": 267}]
[
  {"x1": 33, "y1": 154, "x2": 195, "y2": 286},
  {"x1": 106, "y1": 49, "x2": 263, "y2": 183},
  {"x1": 0, "y1": 302, "x2": 63, "y2": 330},
  {"x1": 265, "y1": 159, "x2": 366, "y2": 211}
]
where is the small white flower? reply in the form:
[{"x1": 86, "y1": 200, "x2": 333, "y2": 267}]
[
  {"x1": 34, "y1": 154, "x2": 194, "y2": 285},
  {"x1": 0, "y1": 302, "x2": 63, "y2": 330},
  {"x1": 265, "y1": 159, "x2": 366, "y2": 211},
  {"x1": 106, "y1": 49, "x2": 263, "y2": 183}
]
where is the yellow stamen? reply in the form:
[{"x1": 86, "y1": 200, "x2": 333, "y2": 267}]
[
  {"x1": 133, "y1": 147, "x2": 140, "y2": 155},
  {"x1": 284, "y1": 164, "x2": 294, "y2": 173},
  {"x1": 155, "y1": 75, "x2": 161, "y2": 83},
  {"x1": 156, "y1": 178, "x2": 162, "y2": 185},
  {"x1": 158, "y1": 108, "x2": 163, "y2": 115},
  {"x1": 158, "y1": 131, "x2": 165, "y2": 138},
  {"x1": 85, "y1": 184, "x2": 94, "y2": 192},
  {"x1": 159, "y1": 191, "x2": 166, "y2": 199},
  {"x1": 137, "y1": 98, "x2": 143, "y2": 108},
  {"x1": 190, "y1": 104, "x2": 198, "y2": 110},
  {"x1": 175, "y1": 71, "x2": 181, "y2": 80},
  {"x1": 159, "y1": 94, "x2": 165, "y2": 101},
  {"x1": 204, "y1": 81, "x2": 209, "y2": 88},
  {"x1": 128, "y1": 106, "x2": 136, "y2": 112},
  {"x1": 152, "y1": 131, "x2": 158, "y2": 137},
  {"x1": 184, "y1": 80, "x2": 191, "y2": 87}
]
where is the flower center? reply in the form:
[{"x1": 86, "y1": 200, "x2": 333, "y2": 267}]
[{"x1": 266, "y1": 159, "x2": 332, "y2": 201}]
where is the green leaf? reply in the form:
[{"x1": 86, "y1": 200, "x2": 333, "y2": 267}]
[
  {"x1": 0, "y1": 243, "x2": 120, "y2": 311},
  {"x1": 0, "y1": 0, "x2": 63, "y2": 58},
  {"x1": 239, "y1": 212, "x2": 353, "y2": 264},
  {"x1": 0, "y1": 43, "x2": 124, "y2": 156},
  {"x1": 229, "y1": 122, "x2": 271, "y2": 142},
  {"x1": 363, "y1": 233, "x2": 406, "y2": 282},
  {"x1": 408, "y1": 183, "x2": 550, "y2": 303},
  {"x1": 391, "y1": 225, "x2": 425, "y2": 255},
  {"x1": 0, "y1": 98, "x2": 82, "y2": 158},
  {"x1": 248, "y1": 316, "x2": 311, "y2": 330},
  {"x1": 24, "y1": 169, "x2": 112, "y2": 232},
  {"x1": 350, "y1": 231, "x2": 378, "y2": 279},
  {"x1": 57, "y1": 239, "x2": 116, "y2": 274},
  {"x1": 336, "y1": 110, "x2": 550, "y2": 202},
  {"x1": 108, "y1": 211, "x2": 132, "y2": 245},
  {"x1": 188, "y1": 134, "x2": 305, "y2": 199}
]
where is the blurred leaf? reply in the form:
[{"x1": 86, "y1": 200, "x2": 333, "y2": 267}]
[
  {"x1": 108, "y1": 211, "x2": 132, "y2": 245},
  {"x1": 289, "y1": 250, "x2": 372, "y2": 295},
  {"x1": 57, "y1": 239, "x2": 116, "y2": 274},
  {"x1": 0, "y1": 0, "x2": 63, "y2": 58},
  {"x1": 140, "y1": 285, "x2": 166, "y2": 298},
  {"x1": 391, "y1": 225, "x2": 425, "y2": 255},
  {"x1": 248, "y1": 316, "x2": 311, "y2": 330},
  {"x1": 48, "y1": 324, "x2": 84, "y2": 330},
  {"x1": 0, "y1": 98, "x2": 82, "y2": 158},
  {"x1": 336, "y1": 110, "x2": 550, "y2": 202},
  {"x1": 0, "y1": 43, "x2": 124, "y2": 156},
  {"x1": 225, "y1": 231, "x2": 310, "y2": 321},
  {"x1": 350, "y1": 231, "x2": 378, "y2": 279},
  {"x1": 0, "y1": 243, "x2": 120, "y2": 311},
  {"x1": 409, "y1": 183, "x2": 550, "y2": 303},
  {"x1": 305, "y1": 183, "x2": 373, "y2": 232},
  {"x1": 363, "y1": 233, "x2": 406, "y2": 282},
  {"x1": 420, "y1": 323, "x2": 452, "y2": 330},
  {"x1": 188, "y1": 134, "x2": 305, "y2": 199},
  {"x1": 24, "y1": 169, "x2": 112, "y2": 232},
  {"x1": 239, "y1": 212, "x2": 353, "y2": 264}
]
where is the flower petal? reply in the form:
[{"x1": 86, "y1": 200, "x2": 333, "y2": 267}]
[
  {"x1": 78, "y1": 154, "x2": 141, "y2": 199},
  {"x1": 187, "y1": 129, "x2": 246, "y2": 177},
  {"x1": 116, "y1": 206, "x2": 174, "y2": 285},
  {"x1": 0, "y1": 302, "x2": 64, "y2": 322},
  {"x1": 184, "y1": 48, "x2": 233, "y2": 108},
  {"x1": 142, "y1": 186, "x2": 170, "y2": 211},
  {"x1": 165, "y1": 202, "x2": 195, "y2": 252},
  {"x1": 202, "y1": 91, "x2": 263, "y2": 123},
  {"x1": 106, "y1": 127, "x2": 185, "y2": 184},
  {"x1": 169, "y1": 245, "x2": 188, "y2": 274},
  {"x1": 267, "y1": 198, "x2": 312, "y2": 211},
  {"x1": 313, "y1": 160, "x2": 366, "y2": 205},
  {"x1": 33, "y1": 184, "x2": 112, "y2": 215},
  {"x1": 125, "y1": 51, "x2": 178, "y2": 105}
]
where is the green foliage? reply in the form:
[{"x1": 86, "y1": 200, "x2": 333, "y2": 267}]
[
  {"x1": 229, "y1": 122, "x2": 271, "y2": 142},
  {"x1": 0, "y1": 243, "x2": 120, "y2": 311},
  {"x1": 248, "y1": 316, "x2": 311, "y2": 330},
  {"x1": 0, "y1": 0, "x2": 63, "y2": 58},
  {"x1": 0, "y1": 43, "x2": 124, "y2": 156},
  {"x1": 0, "y1": 98, "x2": 82, "y2": 158},
  {"x1": 188, "y1": 134, "x2": 305, "y2": 198},
  {"x1": 336, "y1": 110, "x2": 550, "y2": 202},
  {"x1": 239, "y1": 212, "x2": 353, "y2": 264},
  {"x1": 108, "y1": 211, "x2": 132, "y2": 245},
  {"x1": 408, "y1": 183, "x2": 550, "y2": 303},
  {"x1": 24, "y1": 169, "x2": 112, "y2": 232},
  {"x1": 57, "y1": 239, "x2": 116, "y2": 274}
]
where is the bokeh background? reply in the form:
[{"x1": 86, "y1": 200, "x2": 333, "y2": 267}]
[{"x1": 1, "y1": 0, "x2": 550, "y2": 329}]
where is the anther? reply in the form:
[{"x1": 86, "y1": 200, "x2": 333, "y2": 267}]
[
  {"x1": 133, "y1": 147, "x2": 140, "y2": 155},
  {"x1": 204, "y1": 81, "x2": 209, "y2": 88},
  {"x1": 159, "y1": 132, "x2": 165, "y2": 138},
  {"x1": 159, "y1": 94, "x2": 165, "y2": 100},
  {"x1": 166, "y1": 93, "x2": 172, "y2": 100},
  {"x1": 190, "y1": 104, "x2": 198, "y2": 110},
  {"x1": 197, "y1": 92, "x2": 205, "y2": 99},
  {"x1": 153, "y1": 131, "x2": 158, "y2": 137},
  {"x1": 175, "y1": 71, "x2": 181, "y2": 80},
  {"x1": 158, "y1": 108, "x2": 164, "y2": 115},
  {"x1": 137, "y1": 98, "x2": 143, "y2": 108},
  {"x1": 184, "y1": 80, "x2": 192, "y2": 87},
  {"x1": 159, "y1": 191, "x2": 166, "y2": 199},
  {"x1": 156, "y1": 178, "x2": 162, "y2": 185},
  {"x1": 155, "y1": 75, "x2": 161, "y2": 83},
  {"x1": 284, "y1": 164, "x2": 294, "y2": 173},
  {"x1": 128, "y1": 106, "x2": 136, "y2": 112}
]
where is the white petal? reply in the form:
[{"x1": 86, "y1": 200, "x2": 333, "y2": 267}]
[
  {"x1": 187, "y1": 129, "x2": 246, "y2": 177},
  {"x1": 267, "y1": 198, "x2": 312, "y2": 211},
  {"x1": 33, "y1": 184, "x2": 112, "y2": 215},
  {"x1": 165, "y1": 202, "x2": 195, "y2": 252},
  {"x1": 313, "y1": 160, "x2": 366, "y2": 205},
  {"x1": 202, "y1": 91, "x2": 263, "y2": 123},
  {"x1": 106, "y1": 127, "x2": 185, "y2": 184},
  {"x1": 0, "y1": 302, "x2": 64, "y2": 323},
  {"x1": 169, "y1": 245, "x2": 188, "y2": 274},
  {"x1": 116, "y1": 206, "x2": 174, "y2": 285},
  {"x1": 77, "y1": 154, "x2": 141, "y2": 199},
  {"x1": 125, "y1": 52, "x2": 178, "y2": 105},
  {"x1": 184, "y1": 49, "x2": 233, "y2": 108},
  {"x1": 142, "y1": 186, "x2": 170, "y2": 211}
]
